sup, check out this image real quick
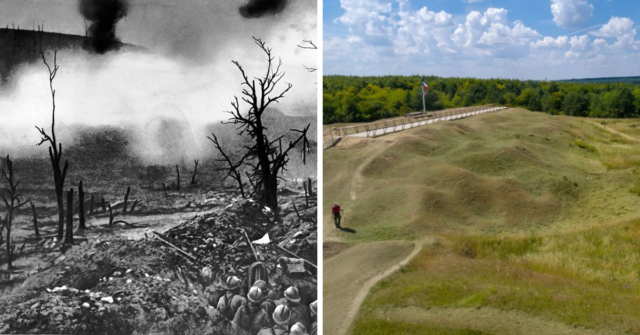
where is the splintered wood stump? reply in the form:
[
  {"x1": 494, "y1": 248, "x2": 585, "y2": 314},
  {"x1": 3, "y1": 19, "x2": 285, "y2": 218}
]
[
  {"x1": 123, "y1": 186, "x2": 131, "y2": 214},
  {"x1": 303, "y1": 182, "x2": 309, "y2": 207},
  {"x1": 78, "y1": 181, "x2": 86, "y2": 229},
  {"x1": 308, "y1": 177, "x2": 313, "y2": 197},
  {"x1": 30, "y1": 200, "x2": 39, "y2": 236},
  {"x1": 101, "y1": 197, "x2": 106, "y2": 212},
  {"x1": 175, "y1": 165, "x2": 181, "y2": 190},
  {"x1": 65, "y1": 188, "x2": 74, "y2": 244},
  {"x1": 108, "y1": 204, "x2": 114, "y2": 226},
  {"x1": 90, "y1": 195, "x2": 94, "y2": 214}
]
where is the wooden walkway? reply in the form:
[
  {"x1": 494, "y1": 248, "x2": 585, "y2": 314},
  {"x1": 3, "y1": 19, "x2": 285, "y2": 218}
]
[{"x1": 323, "y1": 105, "x2": 507, "y2": 149}]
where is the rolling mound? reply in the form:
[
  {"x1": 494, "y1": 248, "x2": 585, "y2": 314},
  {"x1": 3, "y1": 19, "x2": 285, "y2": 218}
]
[{"x1": 324, "y1": 108, "x2": 640, "y2": 241}]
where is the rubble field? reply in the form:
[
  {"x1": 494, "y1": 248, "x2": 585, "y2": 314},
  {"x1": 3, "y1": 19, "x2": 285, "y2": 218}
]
[{"x1": 0, "y1": 191, "x2": 317, "y2": 335}]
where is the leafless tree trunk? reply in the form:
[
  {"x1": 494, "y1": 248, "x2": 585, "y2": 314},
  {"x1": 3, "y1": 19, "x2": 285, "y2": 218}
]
[
  {"x1": 35, "y1": 51, "x2": 68, "y2": 242},
  {"x1": 1, "y1": 156, "x2": 28, "y2": 268},
  {"x1": 78, "y1": 181, "x2": 85, "y2": 229},
  {"x1": 211, "y1": 37, "x2": 310, "y2": 210},
  {"x1": 65, "y1": 188, "x2": 74, "y2": 244},
  {"x1": 190, "y1": 159, "x2": 199, "y2": 185}
]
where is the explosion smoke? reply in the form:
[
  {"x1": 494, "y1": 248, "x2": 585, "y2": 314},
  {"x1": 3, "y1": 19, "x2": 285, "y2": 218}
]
[
  {"x1": 239, "y1": 0, "x2": 288, "y2": 18},
  {"x1": 79, "y1": 0, "x2": 129, "y2": 53}
]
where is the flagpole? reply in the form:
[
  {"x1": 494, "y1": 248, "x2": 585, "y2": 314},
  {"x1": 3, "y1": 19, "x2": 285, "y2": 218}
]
[{"x1": 421, "y1": 76, "x2": 426, "y2": 113}]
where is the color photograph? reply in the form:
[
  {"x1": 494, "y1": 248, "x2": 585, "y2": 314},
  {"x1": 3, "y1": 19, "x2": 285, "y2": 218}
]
[{"x1": 323, "y1": 0, "x2": 640, "y2": 334}]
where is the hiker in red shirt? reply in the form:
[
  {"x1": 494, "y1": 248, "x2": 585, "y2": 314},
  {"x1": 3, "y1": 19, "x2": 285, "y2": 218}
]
[{"x1": 331, "y1": 202, "x2": 343, "y2": 228}]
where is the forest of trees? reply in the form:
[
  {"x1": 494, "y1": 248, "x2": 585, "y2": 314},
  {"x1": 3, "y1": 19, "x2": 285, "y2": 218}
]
[{"x1": 323, "y1": 75, "x2": 640, "y2": 124}]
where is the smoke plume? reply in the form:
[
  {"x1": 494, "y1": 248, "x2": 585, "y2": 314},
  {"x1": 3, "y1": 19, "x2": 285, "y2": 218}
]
[
  {"x1": 79, "y1": 0, "x2": 130, "y2": 53},
  {"x1": 239, "y1": 0, "x2": 288, "y2": 18}
]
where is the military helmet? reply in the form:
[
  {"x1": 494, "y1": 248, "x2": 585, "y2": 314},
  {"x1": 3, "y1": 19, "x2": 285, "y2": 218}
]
[
  {"x1": 272, "y1": 305, "x2": 291, "y2": 325},
  {"x1": 309, "y1": 300, "x2": 317, "y2": 316},
  {"x1": 247, "y1": 286, "x2": 264, "y2": 303},
  {"x1": 226, "y1": 276, "x2": 241, "y2": 290},
  {"x1": 290, "y1": 322, "x2": 308, "y2": 335},
  {"x1": 284, "y1": 286, "x2": 301, "y2": 303}
]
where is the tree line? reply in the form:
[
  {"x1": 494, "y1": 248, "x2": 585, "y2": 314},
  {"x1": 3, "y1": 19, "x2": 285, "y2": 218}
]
[{"x1": 323, "y1": 75, "x2": 640, "y2": 124}]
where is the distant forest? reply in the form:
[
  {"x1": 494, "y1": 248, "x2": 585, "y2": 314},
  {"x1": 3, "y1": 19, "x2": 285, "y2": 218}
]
[{"x1": 323, "y1": 75, "x2": 640, "y2": 124}]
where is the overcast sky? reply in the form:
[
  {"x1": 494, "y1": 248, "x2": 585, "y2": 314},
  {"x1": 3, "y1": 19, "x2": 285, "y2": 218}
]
[
  {"x1": 0, "y1": 0, "x2": 317, "y2": 128},
  {"x1": 324, "y1": 0, "x2": 640, "y2": 80}
]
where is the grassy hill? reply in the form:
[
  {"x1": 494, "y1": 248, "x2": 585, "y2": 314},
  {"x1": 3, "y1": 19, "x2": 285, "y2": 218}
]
[{"x1": 324, "y1": 108, "x2": 640, "y2": 334}]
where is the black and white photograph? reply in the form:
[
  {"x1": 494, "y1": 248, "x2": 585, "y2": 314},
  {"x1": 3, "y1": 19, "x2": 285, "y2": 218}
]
[{"x1": 0, "y1": 0, "x2": 318, "y2": 334}]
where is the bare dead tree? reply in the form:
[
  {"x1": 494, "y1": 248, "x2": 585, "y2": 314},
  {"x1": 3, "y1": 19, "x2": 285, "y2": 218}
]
[
  {"x1": 208, "y1": 134, "x2": 246, "y2": 198},
  {"x1": 1, "y1": 155, "x2": 29, "y2": 269},
  {"x1": 298, "y1": 39, "x2": 317, "y2": 73},
  {"x1": 211, "y1": 37, "x2": 311, "y2": 210},
  {"x1": 190, "y1": 159, "x2": 199, "y2": 185},
  {"x1": 35, "y1": 50, "x2": 69, "y2": 242}
]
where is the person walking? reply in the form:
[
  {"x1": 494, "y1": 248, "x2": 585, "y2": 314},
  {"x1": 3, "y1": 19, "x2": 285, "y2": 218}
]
[{"x1": 331, "y1": 202, "x2": 343, "y2": 228}]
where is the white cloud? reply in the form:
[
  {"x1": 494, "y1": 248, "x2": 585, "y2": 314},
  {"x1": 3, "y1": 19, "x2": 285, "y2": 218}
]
[
  {"x1": 590, "y1": 16, "x2": 634, "y2": 37},
  {"x1": 551, "y1": 0, "x2": 594, "y2": 29},
  {"x1": 463, "y1": 0, "x2": 484, "y2": 3},
  {"x1": 326, "y1": 0, "x2": 640, "y2": 78}
]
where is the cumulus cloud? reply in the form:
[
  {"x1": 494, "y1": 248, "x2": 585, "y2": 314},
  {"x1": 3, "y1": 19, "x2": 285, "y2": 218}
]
[
  {"x1": 551, "y1": 0, "x2": 594, "y2": 29},
  {"x1": 326, "y1": 0, "x2": 640, "y2": 78}
]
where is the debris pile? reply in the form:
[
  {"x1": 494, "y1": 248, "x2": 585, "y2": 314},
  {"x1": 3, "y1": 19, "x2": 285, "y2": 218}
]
[{"x1": 0, "y1": 196, "x2": 317, "y2": 334}]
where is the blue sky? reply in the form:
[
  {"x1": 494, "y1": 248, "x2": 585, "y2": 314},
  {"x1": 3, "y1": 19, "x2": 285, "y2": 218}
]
[{"x1": 324, "y1": 0, "x2": 640, "y2": 79}]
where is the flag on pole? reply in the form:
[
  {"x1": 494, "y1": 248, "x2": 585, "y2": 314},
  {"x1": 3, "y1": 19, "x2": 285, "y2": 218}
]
[{"x1": 421, "y1": 77, "x2": 429, "y2": 94}]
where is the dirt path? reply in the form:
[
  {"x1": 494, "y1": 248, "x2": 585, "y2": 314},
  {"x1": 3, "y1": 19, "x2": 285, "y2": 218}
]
[
  {"x1": 382, "y1": 306, "x2": 617, "y2": 335},
  {"x1": 324, "y1": 238, "x2": 434, "y2": 335}
]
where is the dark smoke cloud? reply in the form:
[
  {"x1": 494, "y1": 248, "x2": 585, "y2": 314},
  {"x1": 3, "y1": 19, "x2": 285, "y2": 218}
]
[
  {"x1": 239, "y1": 0, "x2": 288, "y2": 19},
  {"x1": 79, "y1": 0, "x2": 130, "y2": 53}
]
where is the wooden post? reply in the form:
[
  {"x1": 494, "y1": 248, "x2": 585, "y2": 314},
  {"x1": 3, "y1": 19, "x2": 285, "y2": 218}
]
[
  {"x1": 89, "y1": 195, "x2": 94, "y2": 215},
  {"x1": 101, "y1": 197, "x2": 106, "y2": 212},
  {"x1": 30, "y1": 200, "x2": 39, "y2": 237},
  {"x1": 108, "y1": 204, "x2": 114, "y2": 226},
  {"x1": 130, "y1": 200, "x2": 139, "y2": 214},
  {"x1": 123, "y1": 186, "x2": 131, "y2": 214},
  {"x1": 65, "y1": 188, "x2": 74, "y2": 244},
  {"x1": 175, "y1": 165, "x2": 181, "y2": 191},
  {"x1": 191, "y1": 159, "x2": 199, "y2": 185},
  {"x1": 303, "y1": 181, "x2": 309, "y2": 207},
  {"x1": 78, "y1": 181, "x2": 85, "y2": 229},
  {"x1": 308, "y1": 177, "x2": 313, "y2": 197},
  {"x1": 292, "y1": 202, "x2": 301, "y2": 218}
]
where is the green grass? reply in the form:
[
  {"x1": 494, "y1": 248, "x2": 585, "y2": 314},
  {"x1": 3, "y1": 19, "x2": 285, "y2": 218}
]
[
  {"x1": 351, "y1": 318, "x2": 492, "y2": 335},
  {"x1": 325, "y1": 109, "x2": 640, "y2": 334},
  {"x1": 325, "y1": 109, "x2": 640, "y2": 243}
]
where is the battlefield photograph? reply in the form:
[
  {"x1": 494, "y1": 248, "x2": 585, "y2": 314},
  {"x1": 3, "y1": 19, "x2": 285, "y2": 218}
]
[
  {"x1": 323, "y1": 0, "x2": 640, "y2": 334},
  {"x1": 0, "y1": 0, "x2": 318, "y2": 334}
]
